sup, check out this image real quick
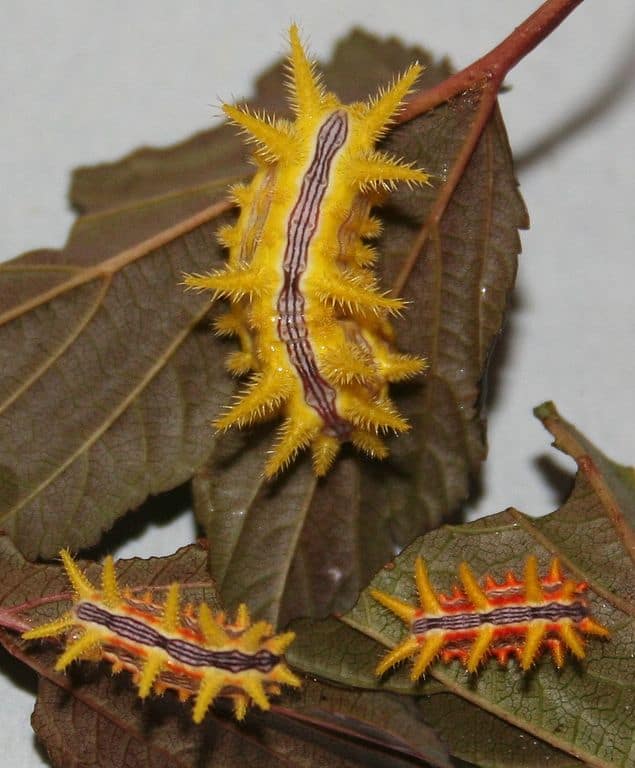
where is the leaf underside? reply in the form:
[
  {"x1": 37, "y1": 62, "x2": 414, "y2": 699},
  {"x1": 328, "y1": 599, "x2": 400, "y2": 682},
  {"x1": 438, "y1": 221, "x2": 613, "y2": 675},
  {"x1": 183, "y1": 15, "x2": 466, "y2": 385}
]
[
  {"x1": 0, "y1": 537, "x2": 452, "y2": 768},
  {"x1": 1, "y1": 407, "x2": 632, "y2": 767},
  {"x1": 0, "y1": 31, "x2": 525, "y2": 578}
]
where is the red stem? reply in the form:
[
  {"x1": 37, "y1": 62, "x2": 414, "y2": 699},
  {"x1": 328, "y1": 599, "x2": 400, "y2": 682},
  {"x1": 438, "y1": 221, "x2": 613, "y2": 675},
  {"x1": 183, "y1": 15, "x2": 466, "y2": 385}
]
[
  {"x1": 400, "y1": 0, "x2": 585, "y2": 122},
  {"x1": 0, "y1": 608, "x2": 31, "y2": 634}
]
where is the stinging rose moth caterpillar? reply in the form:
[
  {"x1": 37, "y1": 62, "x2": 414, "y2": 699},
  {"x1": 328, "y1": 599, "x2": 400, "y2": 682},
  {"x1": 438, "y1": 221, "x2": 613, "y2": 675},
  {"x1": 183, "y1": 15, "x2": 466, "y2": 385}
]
[
  {"x1": 185, "y1": 25, "x2": 429, "y2": 478},
  {"x1": 23, "y1": 551, "x2": 300, "y2": 722},
  {"x1": 371, "y1": 554, "x2": 609, "y2": 679}
]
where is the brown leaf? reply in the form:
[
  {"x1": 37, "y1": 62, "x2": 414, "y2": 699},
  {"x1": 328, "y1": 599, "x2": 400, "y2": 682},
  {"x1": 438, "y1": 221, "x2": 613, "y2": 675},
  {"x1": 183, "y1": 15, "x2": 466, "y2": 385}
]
[
  {"x1": 192, "y1": 30, "x2": 527, "y2": 625},
  {"x1": 0, "y1": 165, "x2": 236, "y2": 559},
  {"x1": 0, "y1": 538, "x2": 451, "y2": 768},
  {"x1": 31, "y1": 675, "x2": 452, "y2": 768}
]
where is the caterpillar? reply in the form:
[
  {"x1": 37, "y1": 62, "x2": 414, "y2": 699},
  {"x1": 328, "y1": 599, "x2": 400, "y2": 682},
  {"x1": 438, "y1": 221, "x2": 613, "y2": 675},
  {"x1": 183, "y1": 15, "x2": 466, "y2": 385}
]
[
  {"x1": 371, "y1": 555, "x2": 609, "y2": 679},
  {"x1": 22, "y1": 551, "x2": 300, "y2": 722},
  {"x1": 184, "y1": 25, "x2": 428, "y2": 478}
]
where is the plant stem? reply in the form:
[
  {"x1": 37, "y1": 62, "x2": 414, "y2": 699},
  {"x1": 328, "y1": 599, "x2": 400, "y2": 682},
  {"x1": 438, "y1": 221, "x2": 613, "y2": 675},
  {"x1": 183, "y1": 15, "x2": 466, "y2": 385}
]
[
  {"x1": 0, "y1": 608, "x2": 31, "y2": 634},
  {"x1": 399, "y1": 0, "x2": 585, "y2": 122}
]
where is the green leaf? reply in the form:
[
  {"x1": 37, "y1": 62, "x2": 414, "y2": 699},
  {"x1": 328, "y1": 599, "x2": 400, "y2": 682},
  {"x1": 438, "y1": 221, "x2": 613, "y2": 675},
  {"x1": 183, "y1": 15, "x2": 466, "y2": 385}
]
[
  {"x1": 534, "y1": 401, "x2": 635, "y2": 571},
  {"x1": 422, "y1": 694, "x2": 586, "y2": 768},
  {"x1": 287, "y1": 406, "x2": 635, "y2": 768}
]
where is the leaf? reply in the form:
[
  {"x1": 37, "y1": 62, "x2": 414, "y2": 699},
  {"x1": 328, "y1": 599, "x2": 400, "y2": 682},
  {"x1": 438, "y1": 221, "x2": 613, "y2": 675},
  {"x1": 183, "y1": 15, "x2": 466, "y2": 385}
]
[
  {"x1": 191, "y1": 30, "x2": 527, "y2": 626},
  {"x1": 535, "y1": 401, "x2": 635, "y2": 565},
  {"x1": 0, "y1": 189, "x2": 238, "y2": 559},
  {"x1": 421, "y1": 693, "x2": 586, "y2": 768},
  {"x1": 0, "y1": 538, "x2": 451, "y2": 768},
  {"x1": 1, "y1": 30, "x2": 523, "y2": 564},
  {"x1": 266, "y1": 683, "x2": 453, "y2": 768},
  {"x1": 30, "y1": 676, "x2": 452, "y2": 768},
  {"x1": 0, "y1": 24, "x2": 309, "y2": 561},
  {"x1": 287, "y1": 406, "x2": 635, "y2": 768}
]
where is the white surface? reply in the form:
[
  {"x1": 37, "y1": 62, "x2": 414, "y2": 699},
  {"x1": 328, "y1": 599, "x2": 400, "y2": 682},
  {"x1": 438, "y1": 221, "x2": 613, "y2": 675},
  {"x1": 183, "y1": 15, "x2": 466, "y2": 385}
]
[{"x1": 1, "y1": 2, "x2": 634, "y2": 764}]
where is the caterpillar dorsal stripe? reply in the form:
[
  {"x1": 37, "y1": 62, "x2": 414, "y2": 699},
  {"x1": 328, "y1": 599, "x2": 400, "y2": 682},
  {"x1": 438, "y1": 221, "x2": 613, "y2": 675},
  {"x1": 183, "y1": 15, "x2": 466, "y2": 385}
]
[
  {"x1": 22, "y1": 551, "x2": 300, "y2": 722},
  {"x1": 185, "y1": 25, "x2": 428, "y2": 478},
  {"x1": 371, "y1": 555, "x2": 609, "y2": 678}
]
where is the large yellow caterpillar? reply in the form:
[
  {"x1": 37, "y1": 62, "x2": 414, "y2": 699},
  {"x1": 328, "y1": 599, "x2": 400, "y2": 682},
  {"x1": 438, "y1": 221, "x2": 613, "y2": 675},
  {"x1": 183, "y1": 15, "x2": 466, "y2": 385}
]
[{"x1": 185, "y1": 26, "x2": 428, "y2": 478}]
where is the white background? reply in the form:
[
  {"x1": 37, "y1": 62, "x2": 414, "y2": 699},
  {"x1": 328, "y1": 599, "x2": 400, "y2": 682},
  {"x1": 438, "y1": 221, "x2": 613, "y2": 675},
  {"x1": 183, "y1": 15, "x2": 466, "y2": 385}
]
[{"x1": 2, "y1": 2, "x2": 634, "y2": 764}]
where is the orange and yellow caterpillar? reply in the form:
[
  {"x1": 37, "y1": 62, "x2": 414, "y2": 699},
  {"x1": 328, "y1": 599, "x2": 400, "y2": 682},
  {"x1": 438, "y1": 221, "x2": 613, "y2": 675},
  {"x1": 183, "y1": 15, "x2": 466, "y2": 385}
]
[
  {"x1": 185, "y1": 25, "x2": 428, "y2": 478},
  {"x1": 23, "y1": 551, "x2": 300, "y2": 722},
  {"x1": 371, "y1": 555, "x2": 609, "y2": 679}
]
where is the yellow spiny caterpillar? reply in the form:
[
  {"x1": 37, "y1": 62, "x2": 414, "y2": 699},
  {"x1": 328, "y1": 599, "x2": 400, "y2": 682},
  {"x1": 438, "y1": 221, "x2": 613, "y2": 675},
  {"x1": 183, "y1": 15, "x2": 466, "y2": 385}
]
[
  {"x1": 22, "y1": 551, "x2": 300, "y2": 722},
  {"x1": 185, "y1": 25, "x2": 428, "y2": 478},
  {"x1": 371, "y1": 555, "x2": 609, "y2": 679}
]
